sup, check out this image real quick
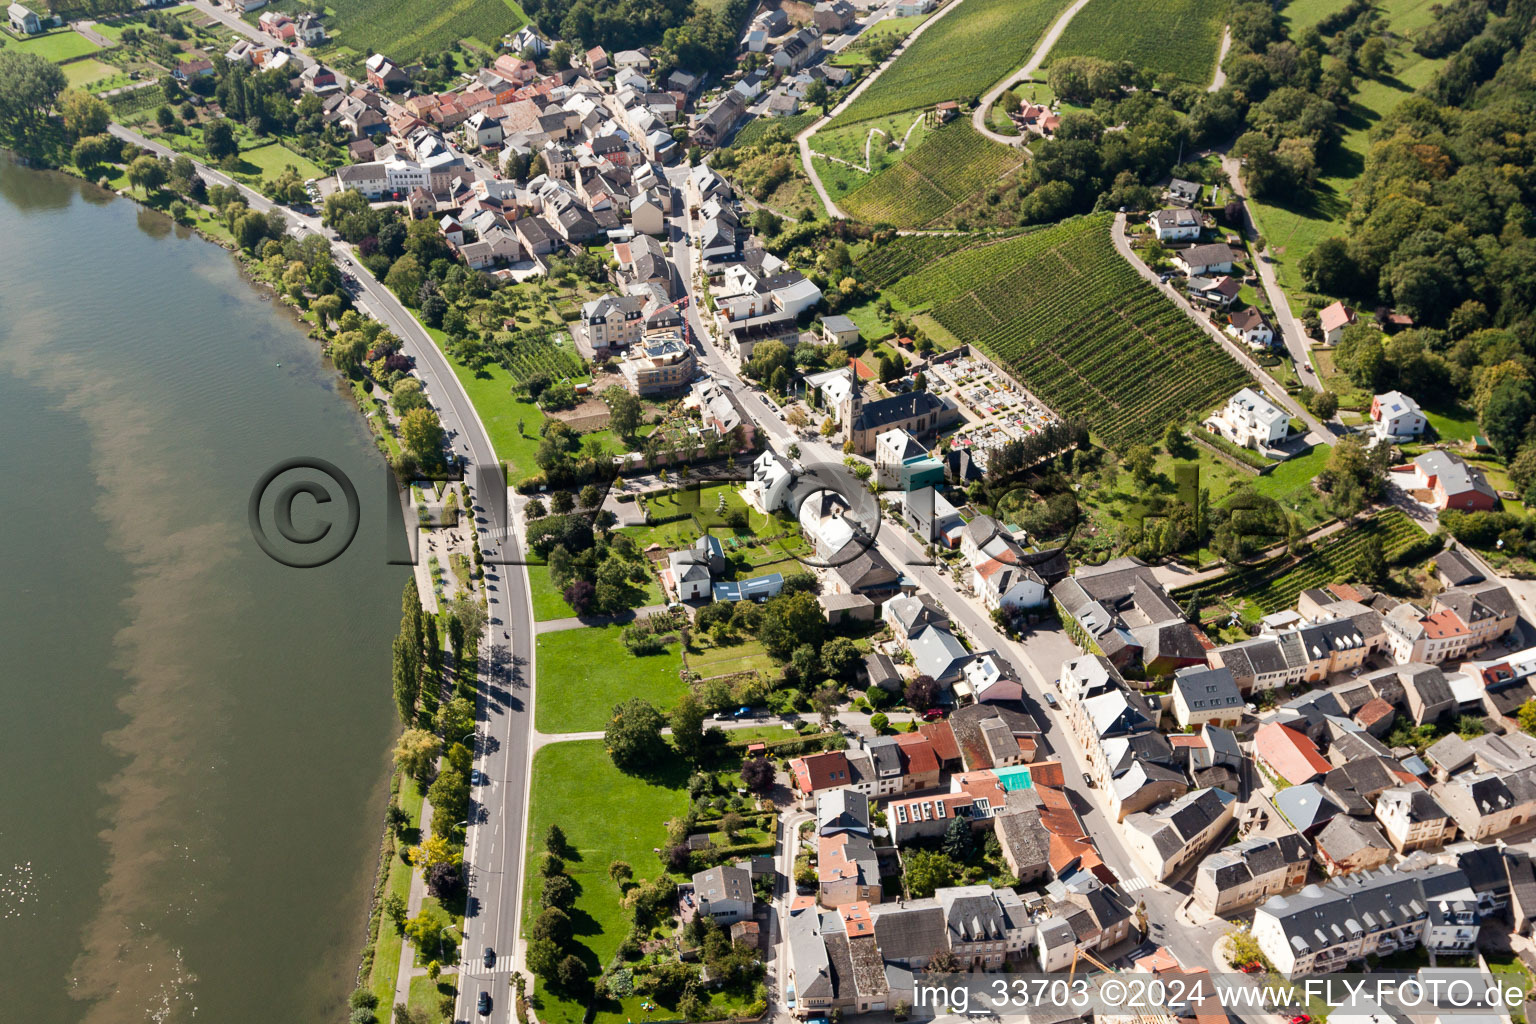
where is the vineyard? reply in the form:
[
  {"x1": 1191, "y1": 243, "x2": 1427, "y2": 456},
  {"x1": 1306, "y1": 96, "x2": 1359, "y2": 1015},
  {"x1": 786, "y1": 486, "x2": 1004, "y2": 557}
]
[
  {"x1": 836, "y1": 120, "x2": 1024, "y2": 227},
  {"x1": 855, "y1": 231, "x2": 1031, "y2": 289},
  {"x1": 730, "y1": 113, "x2": 816, "y2": 149},
  {"x1": 1046, "y1": 0, "x2": 1226, "y2": 85},
  {"x1": 830, "y1": 0, "x2": 1069, "y2": 128},
  {"x1": 1171, "y1": 508, "x2": 1428, "y2": 614},
  {"x1": 492, "y1": 328, "x2": 583, "y2": 385},
  {"x1": 885, "y1": 213, "x2": 1250, "y2": 450},
  {"x1": 107, "y1": 84, "x2": 166, "y2": 120},
  {"x1": 282, "y1": 0, "x2": 526, "y2": 62}
]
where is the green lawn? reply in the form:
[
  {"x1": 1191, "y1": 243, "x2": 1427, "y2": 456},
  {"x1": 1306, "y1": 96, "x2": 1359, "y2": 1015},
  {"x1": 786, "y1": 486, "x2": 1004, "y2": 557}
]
[
  {"x1": 1281, "y1": 0, "x2": 1350, "y2": 30},
  {"x1": 526, "y1": 561, "x2": 665, "y2": 623},
  {"x1": 522, "y1": 741, "x2": 691, "y2": 1024},
  {"x1": 369, "y1": 776, "x2": 425, "y2": 1005},
  {"x1": 237, "y1": 141, "x2": 326, "y2": 180},
  {"x1": 61, "y1": 57, "x2": 118, "y2": 87},
  {"x1": 425, "y1": 327, "x2": 548, "y2": 479},
  {"x1": 686, "y1": 635, "x2": 778, "y2": 678},
  {"x1": 840, "y1": 297, "x2": 896, "y2": 342},
  {"x1": 534, "y1": 624, "x2": 686, "y2": 733},
  {"x1": 1423, "y1": 403, "x2": 1479, "y2": 443},
  {"x1": 10, "y1": 30, "x2": 101, "y2": 61},
  {"x1": 408, "y1": 974, "x2": 458, "y2": 1018},
  {"x1": 1245, "y1": 0, "x2": 1447, "y2": 295}
]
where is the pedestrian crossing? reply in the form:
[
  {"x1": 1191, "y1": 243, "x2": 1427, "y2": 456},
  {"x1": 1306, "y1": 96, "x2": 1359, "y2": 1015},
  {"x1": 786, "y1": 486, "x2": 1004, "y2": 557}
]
[{"x1": 1117, "y1": 874, "x2": 1152, "y2": 894}]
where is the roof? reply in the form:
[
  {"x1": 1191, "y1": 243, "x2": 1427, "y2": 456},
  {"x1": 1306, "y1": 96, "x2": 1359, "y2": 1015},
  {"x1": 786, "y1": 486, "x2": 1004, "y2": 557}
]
[
  {"x1": 909, "y1": 624, "x2": 970, "y2": 682},
  {"x1": 1414, "y1": 450, "x2": 1497, "y2": 500},
  {"x1": 1272, "y1": 783, "x2": 1344, "y2": 833},
  {"x1": 1173, "y1": 665, "x2": 1243, "y2": 714},
  {"x1": 1256, "y1": 722, "x2": 1333, "y2": 785},
  {"x1": 1229, "y1": 306, "x2": 1270, "y2": 332},
  {"x1": 1319, "y1": 301, "x2": 1355, "y2": 333},
  {"x1": 1435, "y1": 549, "x2": 1486, "y2": 586},
  {"x1": 1178, "y1": 243, "x2": 1237, "y2": 268},
  {"x1": 1315, "y1": 814, "x2": 1391, "y2": 863}
]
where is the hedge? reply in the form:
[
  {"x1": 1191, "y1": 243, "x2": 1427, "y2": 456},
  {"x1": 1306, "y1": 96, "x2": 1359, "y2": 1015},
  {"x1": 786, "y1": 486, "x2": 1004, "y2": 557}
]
[{"x1": 1191, "y1": 426, "x2": 1272, "y2": 471}]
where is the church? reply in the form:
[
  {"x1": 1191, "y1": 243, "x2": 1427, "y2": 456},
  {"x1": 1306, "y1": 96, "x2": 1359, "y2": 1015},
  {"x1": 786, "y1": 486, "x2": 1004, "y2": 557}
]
[{"x1": 833, "y1": 367, "x2": 959, "y2": 455}]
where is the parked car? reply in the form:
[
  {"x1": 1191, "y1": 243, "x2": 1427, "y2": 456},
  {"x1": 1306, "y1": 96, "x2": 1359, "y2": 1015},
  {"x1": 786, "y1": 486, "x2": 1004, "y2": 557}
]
[
  {"x1": 1044, "y1": 693, "x2": 1058, "y2": 708},
  {"x1": 922, "y1": 708, "x2": 944, "y2": 721},
  {"x1": 1082, "y1": 772, "x2": 1094, "y2": 788}
]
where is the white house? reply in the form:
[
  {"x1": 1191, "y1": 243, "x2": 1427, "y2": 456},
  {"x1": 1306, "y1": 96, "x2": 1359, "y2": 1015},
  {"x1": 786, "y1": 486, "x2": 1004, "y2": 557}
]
[
  {"x1": 1206, "y1": 388, "x2": 1289, "y2": 451},
  {"x1": 1174, "y1": 243, "x2": 1236, "y2": 277},
  {"x1": 973, "y1": 559, "x2": 1046, "y2": 613},
  {"x1": 1370, "y1": 390, "x2": 1425, "y2": 443},
  {"x1": 1319, "y1": 301, "x2": 1356, "y2": 345},
  {"x1": 463, "y1": 110, "x2": 502, "y2": 149},
  {"x1": 691, "y1": 861, "x2": 754, "y2": 925},
  {"x1": 1171, "y1": 665, "x2": 1244, "y2": 729},
  {"x1": 1227, "y1": 306, "x2": 1275, "y2": 349},
  {"x1": 960, "y1": 654, "x2": 1023, "y2": 705},
  {"x1": 1150, "y1": 208, "x2": 1202, "y2": 242},
  {"x1": 8, "y1": 2, "x2": 42, "y2": 33}
]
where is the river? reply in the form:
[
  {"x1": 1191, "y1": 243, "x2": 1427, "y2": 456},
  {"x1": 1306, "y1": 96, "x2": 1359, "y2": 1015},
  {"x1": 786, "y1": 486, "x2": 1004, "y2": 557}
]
[{"x1": 0, "y1": 156, "x2": 404, "y2": 1024}]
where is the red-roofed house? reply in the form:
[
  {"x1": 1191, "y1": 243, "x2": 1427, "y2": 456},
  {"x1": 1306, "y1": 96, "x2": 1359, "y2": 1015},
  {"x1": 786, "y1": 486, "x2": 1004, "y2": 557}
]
[
  {"x1": 893, "y1": 732, "x2": 940, "y2": 790},
  {"x1": 790, "y1": 749, "x2": 873, "y2": 808},
  {"x1": 1354, "y1": 697, "x2": 1396, "y2": 737},
  {"x1": 1319, "y1": 301, "x2": 1357, "y2": 344},
  {"x1": 918, "y1": 721, "x2": 961, "y2": 769},
  {"x1": 1255, "y1": 722, "x2": 1333, "y2": 786}
]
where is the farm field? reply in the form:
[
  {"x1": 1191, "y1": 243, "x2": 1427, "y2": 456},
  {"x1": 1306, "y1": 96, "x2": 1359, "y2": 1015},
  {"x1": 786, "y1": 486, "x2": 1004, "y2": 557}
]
[
  {"x1": 272, "y1": 0, "x2": 526, "y2": 63},
  {"x1": 1047, "y1": 0, "x2": 1226, "y2": 85},
  {"x1": 834, "y1": 119, "x2": 1024, "y2": 227},
  {"x1": 855, "y1": 230, "x2": 1030, "y2": 288},
  {"x1": 1172, "y1": 507, "x2": 1425, "y2": 616},
  {"x1": 1244, "y1": 0, "x2": 1447, "y2": 295},
  {"x1": 829, "y1": 0, "x2": 1069, "y2": 128},
  {"x1": 887, "y1": 213, "x2": 1252, "y2": 450}
]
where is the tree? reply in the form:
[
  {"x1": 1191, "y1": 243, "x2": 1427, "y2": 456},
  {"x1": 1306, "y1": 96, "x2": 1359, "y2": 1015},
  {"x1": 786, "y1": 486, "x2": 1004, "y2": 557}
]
[
  {"x1": 382, "y1": 892, "x2": 407, "y2": 931},
  {"x1": 1480, "y1": 379, "x2": 1536, "y2": 458},
  {"x1": 393, "y1": 728, "x2": 441, "y2": 781},
  {"x1": 905, "y1": 674, "x2": 939, "y2": 711},
  {"x1": 1519, "y1": 699, "x2": 1536, "y2": 737},
  {"x1": 531, "y1": 907, "x2": 572, "y2": 945},
  {"x1": 392, "y1": 623, "x2": 421, "y2": 726},
  {"x1": 403, "y1": 910, "x2": 448, "y2": 957},
  {"x1": 436, "y1": 697, "x2": 474, "y2": 744},
  {"x1": 604, "y1": 386, "x2": 643, "y2": 438},
  {"x1": 605, "y1": 697, "x2": 667, "y2": 772},
  {"x1": 1307, "y1": 389, "x2": 1339, "y2": 419},
  {"x1": 811, "y1": 687, "x2": 841, "y2": 728},
  {"x1": 392, "y1": 377, "x2": 429, "y2": 415},
  {"x1": 1124, "y1": 444, "x2": 1157, "y2": 486},
  {"x1": 1335, "y1": 323, "x2": 1386, "y2": 388},
  {"x1": 1356, "y1": 536, "x2": 1388, "y2": 584},
  {"x1": 126, "y1": 155, "x2": 167, "y2": 195},
  {"x1": 563, "y1": 579, "x2": 595, "y2": 614},
  {"x1": 385, "y1": 254, "x2": 424, "y2": 302},
  {"x1": 541, "y1": 873, "x2": 576, "y2": 910},
  {"x1": 399, "y1": 407, "x2": 445, "y2": 463},
  {"x1": 550, "y1": 489, "x2": 575, "y2": 514},
  {"x1": 409, "y1": 834, "x2": 457, "y2": 868},
  {"x1": 821, "y1": 636, "x2": 860, "y2": 679},
  {"x1": 942, "y1": 815, "x2": 974, "y2": 861},
  {"x1": 450, "y1": 593, "x2": 487, "y2": 656},
  {"x1": 58, "y1": 89, "x2": 110, "y2": 138},
  {"x1": 741, "y1": 756, "x2": 775, "y2": 794},
  {"x1": 70, "y1": 133, "x2": 112, "y2": 172},
  {"x1": 203, "y1": 118, "x2": 238, "y2": 160},
  {"x1": 669, "y1": 692, "x2": 707, "y2": 761},
  {"x1": 545, "y1": 823, "x2": 570, "y2": 858},
  {"x1": 903, "y1": 849, "x2": 959, "y2": 898},
  {"x1": 0, "y1": 51, "x2": 66, "y2": 138},
  {"x1": 758, "y1": 592, "x2": 825, "y2": 660},
  {"x1": 526, "y1": 937, "x2": 561, "y2": 981},
  {"x1": 720, "y1": 811, "x2": 745, "y2": 841},
  {"x1": 550, "y1": 40, "x2": 573, "y2": 68},
  {"x1": 805, "y1": 78, "x2": 829, "y2": 114},
  {"x1": 556, "y1": 954, "x2": 587, "y2": 992}
]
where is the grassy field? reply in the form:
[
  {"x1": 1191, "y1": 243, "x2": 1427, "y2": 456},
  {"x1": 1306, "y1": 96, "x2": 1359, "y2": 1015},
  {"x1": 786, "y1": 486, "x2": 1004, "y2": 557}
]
[
  {"x1": 686, "y1": 635, "x2": 778, "y2": 678},
  {"x1": 1244, "y1": 0, "x2": 1447, "y2": 295},
  {"x1": 425, "y1": 327, "x2": 547, "y2": 479},
  {"x1": 276, "y1": 0, "x2": 526, "y2": 62},
  {"x1": 1047, "y1": 0, "x2": 1227, "y2": 85},
  {"x1": 61, "y1": 57, "x2": 119, "y2": 87},
  {"x1": 368, "y1": 776, "x2": 425, "y2": 1005},
  {"x1": 522, "y1": 741, "x2": 690, "y2": 1024},
  {"x1": 887, "y1": 213, "x2": 1251, "y2": 449},
  {"x1": 832, "y1": 12, "x2": 928, "y2": 65},
  {"x1": 9, "y1": 29, "x2": 102, "y2": 61},
  {"x1": 833, "y1": 119, "x2": 1025, "y2": 227},
  {"x1": 534, "y1": 624, "x2": 687, "y2": 733},
  {"x1": 729, "y1": 112, "x2": 817, "y2": 149},
  {"x1": 237, "y1": 141, "x2": 327, "y2": 180},
  {"x1": 831, "y1": 0, "x2": 1070, "y2": 127}
]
